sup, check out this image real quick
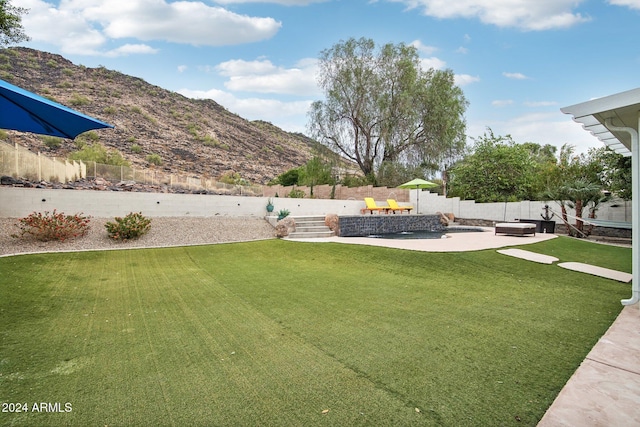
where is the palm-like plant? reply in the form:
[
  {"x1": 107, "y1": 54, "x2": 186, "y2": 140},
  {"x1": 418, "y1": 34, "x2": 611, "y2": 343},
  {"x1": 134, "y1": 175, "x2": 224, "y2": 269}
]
[{"x1": 563, "y1": 179, "x2": 603, "y2": 236}]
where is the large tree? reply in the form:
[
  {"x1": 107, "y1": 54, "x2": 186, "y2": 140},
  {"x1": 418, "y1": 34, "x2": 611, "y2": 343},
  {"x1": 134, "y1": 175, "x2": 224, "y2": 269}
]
[
  {"x1": 447, "y1": 129, "x2": 541, "y2": 203},
  {"x1": 0, "y1": 0, "x2": 29, "y2": 46},
  {"x1": 308, "y1": 37, "x2": 467, "y2": 183}
]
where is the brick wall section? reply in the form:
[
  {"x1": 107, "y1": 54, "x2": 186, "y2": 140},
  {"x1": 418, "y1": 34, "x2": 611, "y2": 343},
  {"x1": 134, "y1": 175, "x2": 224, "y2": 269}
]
[
  {"x1": 338, "y1": 215, "x2": 445, "y2": 237},
  {"x1": 264, "y1": 184, "x2": 410, "y2": 202}
]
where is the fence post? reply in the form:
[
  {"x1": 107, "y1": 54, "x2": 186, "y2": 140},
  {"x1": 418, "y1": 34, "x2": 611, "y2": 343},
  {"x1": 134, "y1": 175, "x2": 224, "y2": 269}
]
[
  {"x1": 14, "y1": 142, "x2": 19, "y2": 178},
  {"x1": 37, "y1": 151, "x2": 42, "y2": 182}
]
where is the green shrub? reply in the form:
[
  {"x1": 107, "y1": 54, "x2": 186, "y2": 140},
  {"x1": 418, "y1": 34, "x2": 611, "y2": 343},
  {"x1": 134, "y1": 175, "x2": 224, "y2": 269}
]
[
  {"x1": 219, "y1": 171, "x2": 248, "y2": 186},
  {"x1": 105, "y1": 212, "x2": 151, "y2": 241},
  {"x1": 68, "y1": 93, "x2": 89, "y2": 106},
  {"x1": 288, "y1": 188, "x2": 305, "y2": 198},
  {"x1": 131, "y1": 144, "x2": 142, "y2": 154},
  {"x1": 42, "y1": 136, "x2": 62, "y2": 149},
  {"x1": 78, "y1": 130, "x2": 100, "y2": 142},
  {"x1": 69, "y1": 143, "x2": 130, "y2": 166},
  {"x1": 146, "y1": 153, "x2": 162, "y2": 166},
  {"x1": 12, "y1": 210, "x2": 91, "y2": 242}
]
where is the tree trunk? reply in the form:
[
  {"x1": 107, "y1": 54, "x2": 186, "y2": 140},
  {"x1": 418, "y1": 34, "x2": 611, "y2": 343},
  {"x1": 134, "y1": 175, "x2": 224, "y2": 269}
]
[{"x1": 575, "y1": 199, "x2": 584, "y2": 233}]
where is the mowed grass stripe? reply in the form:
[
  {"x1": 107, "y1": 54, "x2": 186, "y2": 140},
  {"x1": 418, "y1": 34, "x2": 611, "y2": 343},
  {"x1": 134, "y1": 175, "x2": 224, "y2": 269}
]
[
  {"x1": 186, "y1": 239, "x2": 629, "y2": 425},
  {"x1": 1, "y1": 247, "x2": 421, "y2": 427},
  {"x1": 1, "y1": 237, "x2": 630, "y2": 426}
]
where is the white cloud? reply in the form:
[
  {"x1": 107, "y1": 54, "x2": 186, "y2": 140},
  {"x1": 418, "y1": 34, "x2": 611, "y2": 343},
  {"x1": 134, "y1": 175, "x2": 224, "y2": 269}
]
[
  {"x1": 410, "y1": 40, "x2": 438, "y2": 55},
  {"x1": 178, "y1": 87, "x2": 312, "y2": 133},
  {"x1": 104, "y1": 44, "x2": 159, "y2": 57},
  {"x1": 454, "y1": 74, "x2": 480, "y2": 86},
  {"x1": 523, "y1": 100, "x2": 558, "y2": 107},
  {"x1": 214, "y1": 58, "x2": 320, "y2": 96},
  {"x1": 420, "y1": 57, "x2": 446, "y2": 70},
  {"x1": 216, "y1": 58, "x2": 279, "y2": 77},
  {"x1": 214, "y1": 0, "x2": 327, "y2": 4},
  {"x1": 177, "y1": 65, "x2": 188, "y2": 73},
  {"x1": 492, "y1": 99, "x2": 514, "y2": 107},
  {"x1": 17, "y1": 0, "x2": 107, "y2": 55},
  {"x1": 387, "y1": 0, "x2": 591, "y2": 30},
  {"x1": 503, "y1": 72, "x2": 529, "y2": 80},
  {"x1": 607, "y1": 0, "x2": 640, "y2": 10},
  {"x1": 455, "y1": 46, "x2": 469, "y2": 54},
  {"x1": 16, "y1": 0, "x2": 281, "y2": 55},
  {"x1": 95, "y1": 1, "x2": 282, "y2": 46}
]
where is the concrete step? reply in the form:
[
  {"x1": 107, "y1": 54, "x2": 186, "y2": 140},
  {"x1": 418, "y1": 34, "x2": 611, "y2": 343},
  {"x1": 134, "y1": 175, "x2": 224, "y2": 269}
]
[
  {"x1": 295, "y1": 225, "x2": 331, "y2": 233},
  {"x1": 287, "y1": 230, "x2": 335, "y2": 239},
  {"x1": 287, "y1": 216, "x2": 334, "y2": 239}
]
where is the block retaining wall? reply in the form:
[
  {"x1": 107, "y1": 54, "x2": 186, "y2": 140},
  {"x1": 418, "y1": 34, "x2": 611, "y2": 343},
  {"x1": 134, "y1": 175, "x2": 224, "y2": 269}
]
[{"x1": 338, "y1": 215, "x2": 445, "y2": 237}]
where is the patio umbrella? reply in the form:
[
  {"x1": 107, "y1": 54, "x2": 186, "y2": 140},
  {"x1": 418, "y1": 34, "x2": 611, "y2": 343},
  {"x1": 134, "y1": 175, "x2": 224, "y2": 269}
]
[
  {"x1": 0, "y1": 79, "x2": 113, "y2": 139},
  {"x1": 398, "y1": 178, "x2": 438, "y2": 214}
]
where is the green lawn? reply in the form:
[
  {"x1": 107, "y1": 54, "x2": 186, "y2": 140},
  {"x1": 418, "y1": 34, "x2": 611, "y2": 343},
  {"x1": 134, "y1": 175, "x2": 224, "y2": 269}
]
[{"x1": 0, "y1": 237, "x2": 631, "y2": 426}]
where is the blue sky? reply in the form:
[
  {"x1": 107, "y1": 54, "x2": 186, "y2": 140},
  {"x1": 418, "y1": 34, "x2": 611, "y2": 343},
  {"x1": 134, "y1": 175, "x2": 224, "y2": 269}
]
[{"x1": 15, "y1": 0, "x2": 640, "y2": 155}]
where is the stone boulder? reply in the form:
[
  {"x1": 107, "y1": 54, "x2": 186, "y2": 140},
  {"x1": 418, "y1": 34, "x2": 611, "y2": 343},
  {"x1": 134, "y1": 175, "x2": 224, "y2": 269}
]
[
  {"x1": 275, "y1": 217, "x2": 296, "y2": 238},
  {"x1": 325, "y1": 214, "x2": 339, "y2": 234}
]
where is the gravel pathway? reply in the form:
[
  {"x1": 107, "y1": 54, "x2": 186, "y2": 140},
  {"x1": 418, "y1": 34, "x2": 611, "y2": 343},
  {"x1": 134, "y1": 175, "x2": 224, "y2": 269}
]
[{"x1": 0, "y1": 217, "x2": 276, "y2": 257}]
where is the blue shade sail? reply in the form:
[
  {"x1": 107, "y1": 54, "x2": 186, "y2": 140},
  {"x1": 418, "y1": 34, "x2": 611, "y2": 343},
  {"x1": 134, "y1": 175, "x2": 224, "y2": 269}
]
[{"x1": 0, "y1": 79, "x2": 113, "y2": 139}]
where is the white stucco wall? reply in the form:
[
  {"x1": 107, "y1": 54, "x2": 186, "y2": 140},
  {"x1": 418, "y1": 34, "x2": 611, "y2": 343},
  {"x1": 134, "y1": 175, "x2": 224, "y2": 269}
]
[
  {"x1": 0, "y1": 187, "x2": 631, "y2": 223},
  {"x1": 0, "y1": 187, "x2": 364, "y2": 218},
  {"x1": 412, "y1": 190, "x2": 631, "y2": 223}
]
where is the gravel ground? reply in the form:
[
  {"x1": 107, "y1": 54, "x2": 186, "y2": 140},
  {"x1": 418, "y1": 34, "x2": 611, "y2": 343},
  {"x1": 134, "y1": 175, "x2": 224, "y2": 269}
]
[{"x1": 0, "y1": 217, "x2": 276, "y2": 257}]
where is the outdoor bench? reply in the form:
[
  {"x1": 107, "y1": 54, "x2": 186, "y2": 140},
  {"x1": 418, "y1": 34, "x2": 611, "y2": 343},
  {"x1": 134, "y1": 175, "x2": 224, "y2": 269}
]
[{"x1": 494, "y1": 223, "x2": 536, "y2": 236}]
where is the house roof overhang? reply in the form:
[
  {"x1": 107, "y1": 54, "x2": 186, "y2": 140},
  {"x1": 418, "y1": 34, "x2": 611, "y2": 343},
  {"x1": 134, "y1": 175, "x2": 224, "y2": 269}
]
[{"x1": 560, "y1": 87, "x2": 640, "y2": 157}]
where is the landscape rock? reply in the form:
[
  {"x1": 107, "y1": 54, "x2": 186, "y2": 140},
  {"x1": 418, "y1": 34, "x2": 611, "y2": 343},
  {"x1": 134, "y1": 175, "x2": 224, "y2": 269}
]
[{"x1": 275, "y1": 217, "x2": 296, "y2": 238}]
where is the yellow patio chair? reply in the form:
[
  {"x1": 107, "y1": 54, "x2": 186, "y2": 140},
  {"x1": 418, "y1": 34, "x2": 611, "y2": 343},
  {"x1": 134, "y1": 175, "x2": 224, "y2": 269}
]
[
  {"x1": 362, "y1": 197, "x2": 390, "y2": 214},
  {"x1": 387, "y1": 199, "x2": 413, "y2": 214}
]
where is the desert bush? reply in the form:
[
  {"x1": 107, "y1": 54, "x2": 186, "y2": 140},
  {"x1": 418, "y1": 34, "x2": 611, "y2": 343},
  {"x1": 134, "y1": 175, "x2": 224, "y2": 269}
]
[
  {"x1": 288, "y1": 188, "x2": 305, "y2": 198},
  {"x1": 146, "y1": 153, "x2": 162, "y2": 166},
  {"x1": 219, "y1": 171, "x2": 248, "y2": 186},
  {"x1": 105, "y1": 212, "x2": 151, "y2": 241},
  {"x1": 42, "y1": 136, "x2": 62, "y2": 149},
  {"x1": 12, "y1": 210, "x2": 91, "y2": 242},
  {"x1": 69, "y1": 93, "x2": 89, "y2": 106},
  {"x1": 69, "y1": 142, "x2": 130, "y2": 166}
]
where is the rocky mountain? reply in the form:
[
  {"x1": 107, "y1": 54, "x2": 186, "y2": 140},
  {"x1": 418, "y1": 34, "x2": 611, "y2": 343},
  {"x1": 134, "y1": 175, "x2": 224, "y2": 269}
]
[{"x1": 0, "y1": 47, "x2": 329, "y2": 184}]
